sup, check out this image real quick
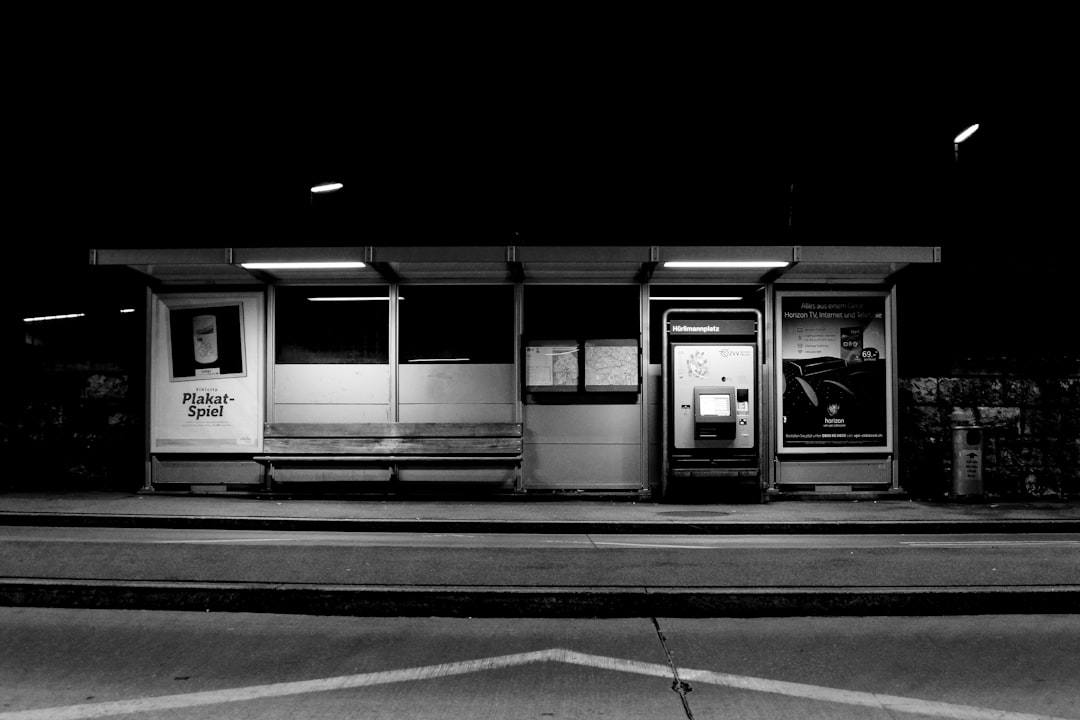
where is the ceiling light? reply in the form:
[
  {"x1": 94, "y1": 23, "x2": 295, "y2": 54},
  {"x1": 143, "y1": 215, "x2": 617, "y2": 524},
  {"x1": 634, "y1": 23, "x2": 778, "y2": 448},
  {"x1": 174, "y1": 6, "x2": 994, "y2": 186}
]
[
  {"x1": 307, "y1": 296, "x2": 395, "y2": 302},
  {"x1": 24, "y1": 313, "x2": 86, "y2": 323},
  {"x1": 311, "y1": 182, "x2": 344, "y2": 194},
  {"x1": 954, "y1": 124, "x2": 979, "y2": 143},
  {"x1": 240, "y1": 262, "x2": 366, "y2": 270},
  {"x1": 649, "y1": 296, "x2": 743, "y2": 301},
  {"x1": 663, "y1": 261, "x2": 789, "y2": 269}
]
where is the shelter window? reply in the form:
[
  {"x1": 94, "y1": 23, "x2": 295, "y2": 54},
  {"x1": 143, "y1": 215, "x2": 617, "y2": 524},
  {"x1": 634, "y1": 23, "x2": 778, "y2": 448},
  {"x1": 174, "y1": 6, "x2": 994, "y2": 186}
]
[
  {"x1": 274, "y1": 286, "x2": 389, "y2": 364},
  {"x1": 524, "y1": 285, "x2": 639, "y2": 339},
  {"x1": 398, "y1": 285, "x2": 514, "y2": 364}
]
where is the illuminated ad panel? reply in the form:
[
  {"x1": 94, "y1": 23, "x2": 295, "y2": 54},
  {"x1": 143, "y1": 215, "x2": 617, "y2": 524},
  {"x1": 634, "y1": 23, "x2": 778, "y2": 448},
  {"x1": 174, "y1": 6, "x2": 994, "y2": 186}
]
[
  {"x1": 776, "y1": 292, "x2": 892, "y2": 453},
  {"x1": 150, "y1": 292, "x2": 264, "y2": 453}
]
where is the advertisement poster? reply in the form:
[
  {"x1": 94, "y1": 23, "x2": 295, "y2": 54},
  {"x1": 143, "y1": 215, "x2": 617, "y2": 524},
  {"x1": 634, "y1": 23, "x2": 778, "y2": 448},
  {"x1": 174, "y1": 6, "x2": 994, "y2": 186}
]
[
  {"x1": 151, "y1": 293, "x2": 264, "y2": 452},
  {"x1": 777, "y1": 292, "x2": 892, "y2": 452},
  {"x1": 167, "y1": 303, "x2": 246, "y2": 380}
]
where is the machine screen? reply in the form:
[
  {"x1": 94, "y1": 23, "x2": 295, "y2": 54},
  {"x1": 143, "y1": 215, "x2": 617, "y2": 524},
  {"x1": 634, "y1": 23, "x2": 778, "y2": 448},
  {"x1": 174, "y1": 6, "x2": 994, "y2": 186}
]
[{"x1": 698, "y1": 393, "x2": 731, "y2": 417}]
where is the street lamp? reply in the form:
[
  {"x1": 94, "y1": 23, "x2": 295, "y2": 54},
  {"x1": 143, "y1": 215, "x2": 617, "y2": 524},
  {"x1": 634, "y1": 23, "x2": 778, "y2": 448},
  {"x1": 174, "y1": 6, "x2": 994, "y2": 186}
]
[
  {"x1": 310, "y1": 181, "x2": 344, "y2": 205},
  {"x1": 954, "y1": 124, "x2": 979, "y2": 164}
]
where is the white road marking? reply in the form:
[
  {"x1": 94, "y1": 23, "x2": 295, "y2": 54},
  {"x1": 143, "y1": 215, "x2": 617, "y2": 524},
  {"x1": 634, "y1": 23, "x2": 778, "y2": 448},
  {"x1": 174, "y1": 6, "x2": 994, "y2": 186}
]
[
  {"x1": 151, "y1": 538, "x2": 283, "y2": 544},
  {"x1": 0, "y1": 650, "x2": 553, "y2": 720},
  {"x1": 0, "y1": 648, "x2": 1066, "y2": 720},
  {"x1": 593, "y1": 540, "x2": 721, "y2": 549},
  {"x1": 901, "y1": 540, "x2": 1080, "y2": 547}
]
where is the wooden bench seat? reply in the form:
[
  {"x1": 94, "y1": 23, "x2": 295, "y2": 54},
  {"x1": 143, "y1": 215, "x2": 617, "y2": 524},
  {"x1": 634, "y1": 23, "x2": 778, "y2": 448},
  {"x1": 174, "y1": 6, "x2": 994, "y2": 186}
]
[{"x1": 254, "y1": 422, "x2": 523, "y2": 487}]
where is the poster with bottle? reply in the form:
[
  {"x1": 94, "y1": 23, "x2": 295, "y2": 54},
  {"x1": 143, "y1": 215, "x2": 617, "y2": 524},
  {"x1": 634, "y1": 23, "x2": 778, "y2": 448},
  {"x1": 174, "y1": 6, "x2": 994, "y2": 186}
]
[
  {"x1": 167, "y1": 304, "x2": 246, "y2": 380},
  {"x1": 151, "y1": 293, "x2": 264, "y2": 453},
  {"x1": 776, "y1": 292, "x2": 892, "y2": 452}
]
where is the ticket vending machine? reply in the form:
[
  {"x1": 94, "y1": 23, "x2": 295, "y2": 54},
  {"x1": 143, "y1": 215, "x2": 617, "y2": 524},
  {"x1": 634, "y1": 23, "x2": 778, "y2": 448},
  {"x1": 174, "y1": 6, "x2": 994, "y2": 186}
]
[{"x1": 662, "y1": 309, "x2": 763, "y2": 501}]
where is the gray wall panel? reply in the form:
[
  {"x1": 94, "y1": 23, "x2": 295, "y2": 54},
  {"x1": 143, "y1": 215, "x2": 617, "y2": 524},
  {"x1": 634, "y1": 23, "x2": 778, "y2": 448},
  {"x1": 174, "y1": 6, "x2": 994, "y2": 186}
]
[
  {"x1": 648, "y1": 364, "x2": 663, "y2": 492},
  {"x1": 776, "y1": 459, "x2": 892, "y2": 486},
  {"x1": 273, "y1": 404, "x2": 391, "y2": 423},
  {"x1": 151, "y1": 459, "x2": 263, "y2": 486},
  {"x1": 523, "y1": 443, "x2": 641, "y2": 489},
  {"x1": 524, "y1": 404, "x2": 641, "y2": 444},
  {"x1": 271, "y1": 467, "x2": 391, "y2": 483},
  {"x1": 396, "y1": 467, "x2": 517, "y2": 485},
  {"x1": 647, "y1": 364, "x2": 662, "y2": 444},
  {"x1": 399, "y1": 404, "x2": 516, "y2": 423},
  {"x1": 274, "y1": 364, "x2": 390, "y2": 404},
  {"x1": 399, "y1": 364, "x2": 514, "y2": 404}
]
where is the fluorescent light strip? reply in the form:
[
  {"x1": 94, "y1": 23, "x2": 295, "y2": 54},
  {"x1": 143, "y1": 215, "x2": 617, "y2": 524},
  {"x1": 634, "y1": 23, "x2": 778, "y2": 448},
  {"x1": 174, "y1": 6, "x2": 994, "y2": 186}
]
[
  {"x1": 954, "y1": 124, "x2": 979, "y2": 143},
  {"x1": 307, "y1": 297, "x2": 393, "y2": 302},
  {"x1": 241, "y1": 262, "x2": 366, "y2": 270},
  {"x1": 120, "y1": 308, "x2": 135, "y2": 314},
  {"x1": 649, "y1": 296, "x2": 743, "y2": 301},
  {"x1": 24, "y1": 313, "x2": 86, "y2": 323},
  {"x1": 311, "y1": 182, "x2": 344, "y2": 193},
  {"x1": 408, "y1": 358, "x2": 470, "y2": 363},
  {"x1": 664, "y1": 261, "x2": 789, "y2": 269}
]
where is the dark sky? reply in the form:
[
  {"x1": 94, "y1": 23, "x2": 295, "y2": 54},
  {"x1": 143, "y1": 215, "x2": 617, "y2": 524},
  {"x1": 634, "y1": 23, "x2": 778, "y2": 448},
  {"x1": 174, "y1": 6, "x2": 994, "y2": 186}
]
[
  {"x1": 8, "y1": 31, "x2": 1075, "y2": 362},
  {"x1": 11, "y1": 43, "x2": 1067, "y2": 282},
  {"x1": 12, "y1": 14, "x2": 1069, "y2": 259},
  {"x1": 13, "y1": 51, "x2": 1021, "y2": 252},
  {"x1": 23, "y1": 112, "x2": 1018, "y2": 247}
]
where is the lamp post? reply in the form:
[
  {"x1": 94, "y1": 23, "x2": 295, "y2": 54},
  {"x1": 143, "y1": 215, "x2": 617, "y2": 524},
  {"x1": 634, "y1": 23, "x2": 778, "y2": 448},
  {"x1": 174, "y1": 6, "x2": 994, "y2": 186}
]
[{"x1": 954, "y1": 124, "x2": 979, "y2": 164}]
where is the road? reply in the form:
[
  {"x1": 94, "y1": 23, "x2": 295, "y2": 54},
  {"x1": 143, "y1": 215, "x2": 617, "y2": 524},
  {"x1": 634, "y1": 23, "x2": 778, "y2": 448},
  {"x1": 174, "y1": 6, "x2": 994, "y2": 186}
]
[
  {"x1": 6, "y1": 527, "x2": 1080, "y2": 548},
  {"x1": 1, "y1": 526, "x2": 1078, "y2": 618},
  {"x1": 1, "y1": 608, "x2": 1077, "y2": 719},
  {"x1": 1, "y1": 527, "x2": 1077, "y2": 588}
]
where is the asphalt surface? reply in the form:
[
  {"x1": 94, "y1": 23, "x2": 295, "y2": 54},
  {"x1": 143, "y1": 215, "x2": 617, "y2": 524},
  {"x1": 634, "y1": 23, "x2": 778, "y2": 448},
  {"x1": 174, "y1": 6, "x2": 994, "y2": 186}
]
[
  {"x1": 6, "y1": 611, "x2": 1078, "y2": 719},
  {"x1": 2, "y1": 491, "x2": 1079, "y2": 618}
]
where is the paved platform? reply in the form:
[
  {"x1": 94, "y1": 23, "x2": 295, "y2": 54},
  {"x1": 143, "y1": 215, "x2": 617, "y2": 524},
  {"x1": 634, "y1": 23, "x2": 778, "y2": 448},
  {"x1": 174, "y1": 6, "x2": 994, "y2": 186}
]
[
  {"x1": 1, "y1": 490, "x2": 1079, "y2": 533},
  {"x1": 2, "y1": 491, "x2": 1078, "y2": 618}
]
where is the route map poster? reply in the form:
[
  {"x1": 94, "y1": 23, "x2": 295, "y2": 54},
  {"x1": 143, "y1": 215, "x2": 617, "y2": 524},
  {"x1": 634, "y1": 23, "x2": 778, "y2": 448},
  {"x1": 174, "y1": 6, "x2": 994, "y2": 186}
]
[
  {"x1": 150, "y1": 292, "x2": 264, "y2": 453},
  {"x1": 525, "y1": 342, "x2": 579, "y2": 391},
  {"x1": 525, "y1": 339, "x2": 640, "y2": 393},
  {"x1": 776, "y1": 292, "x2": 892, "y2": 452},
  {"x1": 584, "y1": 340, "x2": 638, "y2": 391}
]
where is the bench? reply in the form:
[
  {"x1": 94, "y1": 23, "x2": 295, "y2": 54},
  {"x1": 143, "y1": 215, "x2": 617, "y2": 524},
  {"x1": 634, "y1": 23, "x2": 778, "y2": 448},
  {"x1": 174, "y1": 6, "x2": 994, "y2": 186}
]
[{"x1": 254, "y1": 422, "x2": 524, "y2": 489}]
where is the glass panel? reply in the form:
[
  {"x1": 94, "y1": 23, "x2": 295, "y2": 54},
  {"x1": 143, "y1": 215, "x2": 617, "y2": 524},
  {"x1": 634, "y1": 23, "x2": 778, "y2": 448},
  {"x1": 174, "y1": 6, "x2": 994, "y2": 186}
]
[
  {"x1": 524, "y1": 285, "x2": 639, "y2": 340},
  {"x1": 398, "y1": 285, "x2": 513, "y2": 364},
  {"x1": 274, "y1": 286, "x2": 389, "y2": 364}
]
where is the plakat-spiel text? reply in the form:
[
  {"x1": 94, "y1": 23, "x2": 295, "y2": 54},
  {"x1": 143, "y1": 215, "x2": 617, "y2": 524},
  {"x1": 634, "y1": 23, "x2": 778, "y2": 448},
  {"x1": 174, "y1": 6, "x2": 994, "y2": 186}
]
[{"x1": 182, "y1": 387, "x2": 236, "y2": 419}]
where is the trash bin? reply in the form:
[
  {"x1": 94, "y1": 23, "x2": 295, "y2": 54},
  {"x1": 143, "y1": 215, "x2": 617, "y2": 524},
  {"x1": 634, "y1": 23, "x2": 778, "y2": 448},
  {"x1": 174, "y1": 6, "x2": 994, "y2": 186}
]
[{"x1": 950, "y1": 422, "x2": 985, "y2": 499}]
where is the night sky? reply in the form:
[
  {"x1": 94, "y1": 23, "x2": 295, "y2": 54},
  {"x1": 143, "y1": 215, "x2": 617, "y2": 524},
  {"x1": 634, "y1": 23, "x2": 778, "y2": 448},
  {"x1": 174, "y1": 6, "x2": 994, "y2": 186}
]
[{"x1": 9, "y1": 40, "x2": 1072, "y2": 364}]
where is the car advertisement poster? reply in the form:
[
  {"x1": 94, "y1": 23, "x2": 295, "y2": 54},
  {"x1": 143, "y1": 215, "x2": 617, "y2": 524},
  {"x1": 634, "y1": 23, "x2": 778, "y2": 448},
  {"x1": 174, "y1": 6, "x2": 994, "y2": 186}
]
[
  {"x1": 777, "y1": 292, "x2": 892, "y2": 452},
  {"x1": 150, "y1": 292, "x2": 264, "y2": 453}
]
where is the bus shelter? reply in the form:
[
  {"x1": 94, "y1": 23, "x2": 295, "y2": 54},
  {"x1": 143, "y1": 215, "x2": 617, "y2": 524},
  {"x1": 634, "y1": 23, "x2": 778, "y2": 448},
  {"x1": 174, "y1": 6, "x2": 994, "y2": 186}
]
[{"x1": 90, "y1": 244, "x2": 939, "y2": 501}]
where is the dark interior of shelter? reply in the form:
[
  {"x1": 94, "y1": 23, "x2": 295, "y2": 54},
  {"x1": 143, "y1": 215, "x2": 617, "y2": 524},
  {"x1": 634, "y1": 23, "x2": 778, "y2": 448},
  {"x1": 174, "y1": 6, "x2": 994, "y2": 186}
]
[{"x1": 3, "y1": 115, "x2": 1077, "y2": 502}]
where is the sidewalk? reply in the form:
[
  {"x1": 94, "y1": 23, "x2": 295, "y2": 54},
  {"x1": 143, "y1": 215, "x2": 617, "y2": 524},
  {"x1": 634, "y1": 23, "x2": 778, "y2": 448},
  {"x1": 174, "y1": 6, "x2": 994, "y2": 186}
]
[{"x1": 2, "y1": 490, "x2": 1079, "y2": 533}]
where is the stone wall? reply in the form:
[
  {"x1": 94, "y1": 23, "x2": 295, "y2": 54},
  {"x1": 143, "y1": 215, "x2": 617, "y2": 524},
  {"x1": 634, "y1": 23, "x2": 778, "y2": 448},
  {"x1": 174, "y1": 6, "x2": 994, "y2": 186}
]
[
  {"x1": 3, "y1": 365, "x2": 142, "y2": 492},
  {"x1": 899, "y1": 359, "x2": 1080, "y2": 500},
  {"x1": 3, "y1": 303, "x2": 144, "y2": 492}
]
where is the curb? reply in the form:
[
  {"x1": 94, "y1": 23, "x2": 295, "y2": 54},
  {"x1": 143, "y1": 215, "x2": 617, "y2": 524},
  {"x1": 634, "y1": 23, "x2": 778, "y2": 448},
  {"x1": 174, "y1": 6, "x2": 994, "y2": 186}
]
[
  {"x1": 2, "y1": 580, "x2": 1078, "y2": 618},
  {"x1": 2, "y1": 513, "x2": 1080, "y2": 534}
]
